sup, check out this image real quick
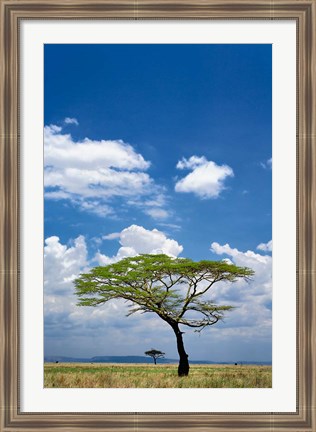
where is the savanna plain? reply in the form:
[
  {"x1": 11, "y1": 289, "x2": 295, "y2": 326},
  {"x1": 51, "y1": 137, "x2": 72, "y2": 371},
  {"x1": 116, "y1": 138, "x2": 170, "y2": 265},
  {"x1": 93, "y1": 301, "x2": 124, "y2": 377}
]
[{"x1": 44, "y1": 363, "x2": 272, "y2": 388}]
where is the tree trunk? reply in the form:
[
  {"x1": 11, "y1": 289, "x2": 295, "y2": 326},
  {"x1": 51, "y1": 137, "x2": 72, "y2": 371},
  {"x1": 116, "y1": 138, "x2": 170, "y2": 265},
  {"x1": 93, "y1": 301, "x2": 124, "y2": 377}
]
[
  {"x1": 171, "y1": 323, "x2": 189, "y2": 377},
  {"x1": 153, "y1": 357, "x2": 157, "y2": 365}
]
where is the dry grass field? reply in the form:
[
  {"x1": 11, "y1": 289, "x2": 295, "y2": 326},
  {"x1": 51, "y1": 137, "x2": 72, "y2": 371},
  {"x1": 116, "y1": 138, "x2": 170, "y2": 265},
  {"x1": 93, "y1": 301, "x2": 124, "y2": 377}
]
[{"x1": 44, "y1": 363, "x2": 272, "y2": 388}]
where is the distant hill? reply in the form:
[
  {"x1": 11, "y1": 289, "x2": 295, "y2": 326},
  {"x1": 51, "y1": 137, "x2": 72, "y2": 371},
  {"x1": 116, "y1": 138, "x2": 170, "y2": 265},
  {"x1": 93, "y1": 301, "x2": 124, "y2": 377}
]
[{"x1": 44, "y1": 355, "x2": 271, "y2": 366}]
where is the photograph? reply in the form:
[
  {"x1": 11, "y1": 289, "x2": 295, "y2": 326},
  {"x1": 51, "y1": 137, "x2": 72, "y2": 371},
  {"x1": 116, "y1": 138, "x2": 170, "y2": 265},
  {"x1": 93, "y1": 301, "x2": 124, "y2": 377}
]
[
  {"x1": 1, "y1": 0, "x2": 315, "y2": 430},
  {"x1": 43, "y1": 43, "x2": 272, "y2": 389}
]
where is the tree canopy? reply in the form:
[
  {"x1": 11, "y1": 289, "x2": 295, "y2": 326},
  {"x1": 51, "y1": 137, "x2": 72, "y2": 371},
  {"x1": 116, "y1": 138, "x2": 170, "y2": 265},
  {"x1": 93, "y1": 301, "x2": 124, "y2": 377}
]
[
  {"x1": 145, "y1": 349, "x2": 165, "y2": 365},
  {"x1": 75, "y1": 254, "x2": 254, "y2": 376}
]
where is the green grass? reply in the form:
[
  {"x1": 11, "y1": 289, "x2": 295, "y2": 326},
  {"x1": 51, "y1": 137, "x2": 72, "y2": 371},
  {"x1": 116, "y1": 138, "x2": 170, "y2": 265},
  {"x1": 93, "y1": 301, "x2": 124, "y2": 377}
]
[{"x1": 44, "y1": 363, "x2": 272, "y2": 388}]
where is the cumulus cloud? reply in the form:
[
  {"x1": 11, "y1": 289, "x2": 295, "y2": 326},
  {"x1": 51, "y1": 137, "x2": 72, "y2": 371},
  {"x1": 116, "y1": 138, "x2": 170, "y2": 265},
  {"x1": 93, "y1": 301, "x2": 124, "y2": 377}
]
[
  {"x1": 211, "y1": 242, "x2": 271, "y2": 266},
  {"x1": 119, "y1": 225, "x2": 182, "y2": 256},
  {"x1": 44, "y1": 234, "x2": 271, "y2": 360},
  {"x1": 175, "y1": 155, "x2": 234, "y2": 199},
  {"x1": 44, "y1": 124, "x2": 168, "y2": 219},
  {"x1": 257, "y1": 240, "x2": 272, "y2": 252},
  {"x1": 64, "y1": 117, "x2": 79, "y2": 125},
  {"x1": 44, "y1": 235, "x2": 88, "y2": 295},
  {"x1": 44, "y1": 235, "x2": 154, "y2": 355},
  {"x1": 44, "y1": 125, "x2": 150, "y2": 194},
  {"x1": 176, "y1": 155, "x2": 208, "y2": 170},
  {"x1": 44, "y1": 230, "x2": 184, "y2": 357},
  {"x1": 45, "y1": 125, "x2": 149, "y2": 171},
  {"x1": 210, "y1": 242, "x2": 272, "y2": 336},
  {"x1": 95, "y1": 224, "x2": 183, "y2": 265}
]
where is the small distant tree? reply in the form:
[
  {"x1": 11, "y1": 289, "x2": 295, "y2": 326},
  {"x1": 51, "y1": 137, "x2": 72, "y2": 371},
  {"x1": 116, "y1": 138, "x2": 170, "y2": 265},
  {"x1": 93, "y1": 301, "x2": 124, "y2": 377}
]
[
  {"x1": 145, "y1": 349, "x2": 165, "y2": 365},
  {"x1": 75, "y1": 254, "x2": 254, "y2": 377}
]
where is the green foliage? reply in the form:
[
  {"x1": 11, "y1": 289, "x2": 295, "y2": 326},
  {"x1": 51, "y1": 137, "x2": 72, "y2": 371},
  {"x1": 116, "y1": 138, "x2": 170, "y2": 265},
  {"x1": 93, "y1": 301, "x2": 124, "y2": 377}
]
[{"x1": 75, "y1": 254, "x2": 254, "y2": 331}]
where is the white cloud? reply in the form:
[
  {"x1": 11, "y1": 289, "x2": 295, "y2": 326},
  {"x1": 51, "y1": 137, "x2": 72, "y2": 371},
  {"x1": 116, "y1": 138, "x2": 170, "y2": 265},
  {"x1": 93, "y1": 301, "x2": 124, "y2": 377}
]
[
  {"x1": 44, "y1": 234, "x2": 271, "y2": 361},
  {"x1": 176, "y1": 155, "x2": 208, "y2": 170},
  {"x1": 260, "y1": 157, "x2": 272, "y2": 169},
  {"x1": 44, "y1": 235, "x2": 149, "y2": 355},
  {"x1": 143, "y1": 193, "x2": 166, "y2": 208},
  {"x1": 95, "y1": 247, "x2": 136, "y2": 265},
  {"x1": 175, "y1": 155, "x2": 234, "y2": 199},
  {"x1": 44, "y1": 124, "x2": 149, "y2": 172},
  {"x1": 158, "y1": 222, "x2": 181, "y2": 231},
  {"x1": 95, "y1": 224, "x2": 183, "y2": 265},
  {"x1": 211, "y1": 242, "x2": 270, "y2": 265},
  {"x1": 44, "y1": 232, "x2": 184, "y2": 358},
  {"x1": 77, "y1": 200, "x2": 114, "y2": 217},
  {"x1": 44, "y1": 125, "x2": 169, "y2": 219},
  {"x1": 144, "y1": 208, "x2": 169, "y2": 220},
  {"x1": 102, "y1": 232, "x2": 121, "y2": 240},
  {"x1": 210, "y1": 242, "x2": 272, "y2": 337},
  {"x1": 64, "y1": 117, "x2": 79, "y2": 125},
  {"x1": 44, "y1": 190, "x2": 71, "y2": 200},
  {"x1": 257, "y1": 240, "x2": 272, "y2": 252},
  {"x1": 127, "y1": 192, "x2": 171, "y2": 220},
  {"x1": 44, "y1": 235, "x2": 88, "y2": 295},
  {"x1": 120, "y1": 225, "x2": 182, "y2": 256},
  {"x1": 48, "y1": 124, "x2": 62, "y2": 133}
]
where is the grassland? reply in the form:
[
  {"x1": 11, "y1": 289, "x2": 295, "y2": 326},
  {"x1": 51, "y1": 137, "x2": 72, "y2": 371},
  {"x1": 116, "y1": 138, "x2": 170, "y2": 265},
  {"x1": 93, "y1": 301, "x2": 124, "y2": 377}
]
[{"x1": 44, "y1": 363, "x2": 272, "y2": 388}]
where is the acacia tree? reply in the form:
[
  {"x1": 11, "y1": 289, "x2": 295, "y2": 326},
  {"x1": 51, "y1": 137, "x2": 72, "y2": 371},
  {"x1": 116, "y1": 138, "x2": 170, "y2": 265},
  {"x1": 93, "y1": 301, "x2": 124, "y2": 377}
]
[
  {"x1": 75, "y1": 254, "x2": 253, "y2": 377},
  {"x1": 145, "y1": 349, "x2": 165, "y2": 365}
]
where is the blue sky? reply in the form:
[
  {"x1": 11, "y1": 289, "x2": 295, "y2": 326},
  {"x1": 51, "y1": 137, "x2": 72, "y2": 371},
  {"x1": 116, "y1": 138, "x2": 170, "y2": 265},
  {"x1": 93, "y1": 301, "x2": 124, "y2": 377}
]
[{"x1": 44, "y1": 44, "x2": 272, "y2": 363}]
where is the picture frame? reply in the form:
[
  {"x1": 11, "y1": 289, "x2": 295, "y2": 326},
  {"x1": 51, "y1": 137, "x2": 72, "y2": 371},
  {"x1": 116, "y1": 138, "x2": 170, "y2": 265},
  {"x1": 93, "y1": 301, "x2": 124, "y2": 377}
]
[{"x1": 0, "y1": 0, "x2": 315, "y2": 430}]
